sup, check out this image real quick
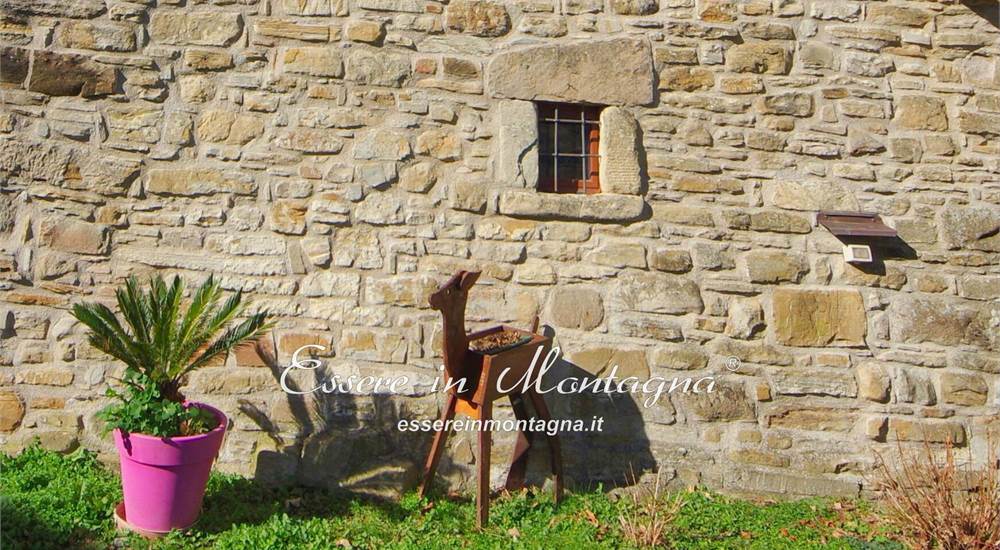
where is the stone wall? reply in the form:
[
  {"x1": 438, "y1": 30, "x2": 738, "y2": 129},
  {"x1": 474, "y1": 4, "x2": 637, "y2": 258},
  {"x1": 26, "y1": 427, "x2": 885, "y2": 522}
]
[{"x1": 1, "y1": 0, "x2": 999, "y2": 498}]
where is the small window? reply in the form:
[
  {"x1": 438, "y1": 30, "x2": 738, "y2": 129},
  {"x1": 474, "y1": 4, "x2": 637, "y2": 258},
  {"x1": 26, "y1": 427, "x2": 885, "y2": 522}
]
[{"x1": 537, "y1": 102, "x2": 601, "y2": 194}]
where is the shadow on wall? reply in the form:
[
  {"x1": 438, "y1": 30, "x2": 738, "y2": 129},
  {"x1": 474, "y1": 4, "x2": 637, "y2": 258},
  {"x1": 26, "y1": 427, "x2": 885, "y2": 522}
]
[
  {"x1": 962, "y1": 0, "x2": 999, "y2": 28},
  {"x1": 524, "y1": 325, "x2": 655, "y2": 490},
  {"x1": 238, "y1": 329, "x2": 655, "y2": 496},
  {"x1": 239, "y1": 337, "x2": 433, "y2": 497}
]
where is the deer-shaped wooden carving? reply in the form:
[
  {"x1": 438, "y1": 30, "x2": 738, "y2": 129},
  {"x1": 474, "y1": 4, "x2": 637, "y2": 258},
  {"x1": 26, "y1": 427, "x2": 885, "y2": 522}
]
[{"x1": 420, "y1": 270, "x2": 563, "y2": 528}]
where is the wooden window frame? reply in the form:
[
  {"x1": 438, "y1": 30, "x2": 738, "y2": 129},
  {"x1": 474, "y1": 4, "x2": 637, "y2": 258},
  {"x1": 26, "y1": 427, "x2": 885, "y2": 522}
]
[{"x1": 537, "y1": 102, "x2": 601, "y2": 194}]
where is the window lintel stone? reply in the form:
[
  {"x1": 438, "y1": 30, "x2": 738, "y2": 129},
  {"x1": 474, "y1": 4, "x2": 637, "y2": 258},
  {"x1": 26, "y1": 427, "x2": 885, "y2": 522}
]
[{"x1": 485, "y1": 38, "x2": 655, "y2": 107}]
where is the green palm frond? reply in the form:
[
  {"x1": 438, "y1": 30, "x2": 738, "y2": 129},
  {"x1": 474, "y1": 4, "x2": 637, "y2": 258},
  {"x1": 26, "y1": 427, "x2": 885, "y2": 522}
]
[
  {"x1": 184, "y1": 311, "x2": 272, "y2": 375},
  {"x1": 71, "y1": 274, "x2": 271, "y2": 400},
  {"x1": 71, "y1": 302, "x2": 148, "y2": 371}
]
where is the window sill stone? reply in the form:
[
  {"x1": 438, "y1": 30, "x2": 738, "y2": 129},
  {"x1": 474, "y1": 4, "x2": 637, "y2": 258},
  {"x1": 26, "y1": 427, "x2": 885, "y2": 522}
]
[{"x1": 498, "y1": 190, "x2": 646, "y2": 223}]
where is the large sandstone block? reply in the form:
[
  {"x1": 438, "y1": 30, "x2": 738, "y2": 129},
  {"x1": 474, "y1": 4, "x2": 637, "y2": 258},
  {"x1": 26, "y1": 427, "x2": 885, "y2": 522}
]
[
  {"x1": 0, "y1": 0, "x2": 105, "y2": 18},
  {"x1": 415, "y1": 129, "x2": 462, "y2": 161},
  {"x1": 742, "y1": 250, "x2": 806, "y2": 284},
  {"x1": 0, "y1": 390, "x2": 25, "y2": 432},
  {"x1": 0, "y1": 47, "x2": 28, "y2": 85},
  {"x1": 255, "y1": 19, "x2": 330, "y2": 42},
  {"x1": 147, "y1": 169, "x2": 256, "y2": 196},
  {"x1": 650, "y1": 344, "x2": 707, "y2": 370},
  {"x1": 56, "y1": 21, "x2": 136, "y2": 52},
  {"x1": 282, "y1": 47, "x2": 344, "y2": 77},
  {"x1": 353, "y1": 129, "x2": 411, "y2": 161},
  {"x1": 612, "y1": 0, "x2": 657, "y2": 15},
  {"x1": 346, "y1": 48, "x2": 410, "y2": 87},
  {"x1": 38, "y1": 217, "x2": 109, "y2": 255},
  {"x1": 659, "y1": 66, "x2": 715, "y2": 92},
  {"x1": 498, "y1": 190, "x2": 645, "y2": 223},
  {"x1": 867, "y1": 4, "x2": 931, "y2": 28},
  {"x1": 614, "y1": 272, "x2": 703, "y2": 315},
  {"x1": 599, "y1": 107, "x2": 643, "y2": 195},
  {"x1": 495, "y1": 100, "x2": 538, "y2": 188},
  {"x1": 959, "y1": 111, "x2": 1000, "y2": 137},
  {"x1": 726, "y1": 43, "x2": 791, "y2": 75},
  {"x1": 486, "y1": 39, "x2": 655, "y2": 106},
  {"x1": 940, "y1": 205, "x2": 1000, "y2": 252},
  {"x1": 895, "y1": 96, "x2": 948, "y2": 131},
  {"x1": 276, "y1": 128, "x2": 344, "y2": 154},
  {"x1": 569, "y1": 347, "x2": 649, "y2": 379},
  {"x1": 856, "y1": 362, "x2": 890, "y2": 403},
  {"x1": 771, "y1": 288, "x2": 866, "y2": 347},
  {"x1": 888, "y1": 295, "x2": 998, "y2": 350},
  {"x1": 445, "y1": 0, "x2": 510, "y2": 37},
  {"x1": 546, "y1": 287, "x2": 604, "y2": 330},
  {"x1": 682, "y1": 383, "x2": 753, "y2": 422},
  {"x1": 766, "y1": 406, "x2": 856, "y2": 432},
  {"x1": 770, "y1": 368, "x2": 857, "y2": 397},
  {"x1": 149, "y1": 11, "x2": 243, "y2": 46},
  {"x1": 759, "y1": 92, "x2": 813, "y2": 117},
  {"x1": 885, "y1": 418, "x2": 966, "y2": 445},
  {"x1": 339, "y1": 328, "x2": 407, "y2": 363},
  {"x1": 364, "y1": 275, "x2": 436, "y2": 305},
  {"x1": 725, "y1": 470, "x2": 860, "y2": 499},
  {"x1": 940, "y1": 372, "x2": 988, "y2": 406},
  {"x1": 27, "y1": 51, "x2": 117, "y2": 97}
]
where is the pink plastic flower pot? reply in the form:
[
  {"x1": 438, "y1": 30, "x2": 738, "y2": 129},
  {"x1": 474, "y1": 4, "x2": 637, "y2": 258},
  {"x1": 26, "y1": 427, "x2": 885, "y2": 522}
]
[{"x1": 112, "y1": 403, "x2": 227, "y2": 534}]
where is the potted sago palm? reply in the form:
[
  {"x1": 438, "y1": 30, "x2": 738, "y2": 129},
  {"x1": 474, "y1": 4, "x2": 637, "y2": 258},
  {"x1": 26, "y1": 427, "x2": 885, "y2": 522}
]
[{"x1": 71, "y1": 274, "x2": 269, "y2": 535}]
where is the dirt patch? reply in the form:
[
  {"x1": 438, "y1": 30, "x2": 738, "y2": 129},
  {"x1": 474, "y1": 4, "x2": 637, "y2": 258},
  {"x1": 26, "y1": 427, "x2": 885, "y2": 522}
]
[{"x1": 469, "y1": 330, "x2": 532, "y2": 354}]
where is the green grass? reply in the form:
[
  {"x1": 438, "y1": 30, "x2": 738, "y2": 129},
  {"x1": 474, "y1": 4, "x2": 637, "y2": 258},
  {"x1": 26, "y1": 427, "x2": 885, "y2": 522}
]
[{"x1": 1, "y1": 447, "x2": 902, "y2": 549}]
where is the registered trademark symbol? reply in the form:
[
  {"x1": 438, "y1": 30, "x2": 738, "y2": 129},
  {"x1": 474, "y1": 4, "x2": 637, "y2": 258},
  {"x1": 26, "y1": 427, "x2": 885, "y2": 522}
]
[{"x1": 725, "y1": 356, "x2": 742, "y2": 372}]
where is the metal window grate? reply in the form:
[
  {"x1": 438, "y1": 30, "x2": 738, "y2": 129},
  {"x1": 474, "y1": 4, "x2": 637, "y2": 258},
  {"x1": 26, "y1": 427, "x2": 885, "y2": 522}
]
[{"x1": 537, "y1": 102, "x2": 601, "y2": 194}]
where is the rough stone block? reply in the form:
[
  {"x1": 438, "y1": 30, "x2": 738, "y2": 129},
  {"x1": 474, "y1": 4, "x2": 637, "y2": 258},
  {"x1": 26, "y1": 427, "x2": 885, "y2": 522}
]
[
  {"x1": 27, "y1": 51, "x2": 117, "y2": 97},
  {"x1": 276, "y1": 129, "x2": 344, "y2": 154},
  {"x1": 39, "y1": 217, "x2": 109, "y2": 255},
  {"x1": 887, "y1": 418, "x2": 966, "y2": 446},
  {"x1": 546, "y1": 287, "x2": 604, "y2": 330},
  {"x1": 0, "y1": 390, "x2": 25, "y2": 432},
  {"x1": 767, "y1": 406, "x2": 856, "y2": 432},
  {"x1": 255, "y1": 19, "x2": 330, "y2": 42},
  {"x1": 940, "y1": 371, "x2": 989, "y2": 406},
  {"x1": 612, "y1": 0, "x2": 657, "y2": 15},
  {"x1": 771, "y1": 288, "x2": 866, "y2": 347},
  {"x1": 856, "y1": 362, "x2": 890, "y2": 403},
  {"x1": 896, "y1": 96, "x2": 948, "y2": 131},
  {"x1": 56, "y1": 21, "x2": 136, "y2": 52},
  {"x1": 282, "y1": 47, "x2": 343, "y2": 77},
  {"x1": 346, "y1": 48, "x2": 410, "y2": 87},
  {"x1": 742, "y1": 250, "x2": 807, "y2": 284},
  {"x1": 354, "y1": 129, "x2": 412, "y2": 161},
  {"x1": 683, "y1": 383, "x2": 753, "y2": 421},
  {"x1": 487, "y1": 38, "x2": 655, "y2": 106},
  {"x1": 149, "y1": 11, "x2": 243, "y2": 46},
  {"x1": 415, "y1": 129, "x2": 461, "y2": 161},
  {"x1": 0, "y1": 0, "x2": 105, "y2": 18},
  {"x1": 570, "y1": 347, "x2": 648, "y2": 379},
  {"x1": 346, "y1": 20, "x2": 385, "y2": 43},
  {"x1": 614, "y1": 272, "x2": 703, "y2": 315},
  {"x1": 0, "y1": 47, "x2": 28, "y2": 84},
  {"x1": 599, "y1": 107, "x2": 643, "y2": 195},
  {"x1": 147, "y1": 169, "x2": 255, "y2": 196},
  {"x1": 498, "y1": 190, "x2": 645, "y2": 223},
  {"x1": 726, "y1": 43, "x2": 791, "y2": 75},
  {"x1": 446, "y1": 0, "x2": 510, "y2": 37},
  {"x1": 495, "y1": 100, "x2": 538, "y2": 188}
]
